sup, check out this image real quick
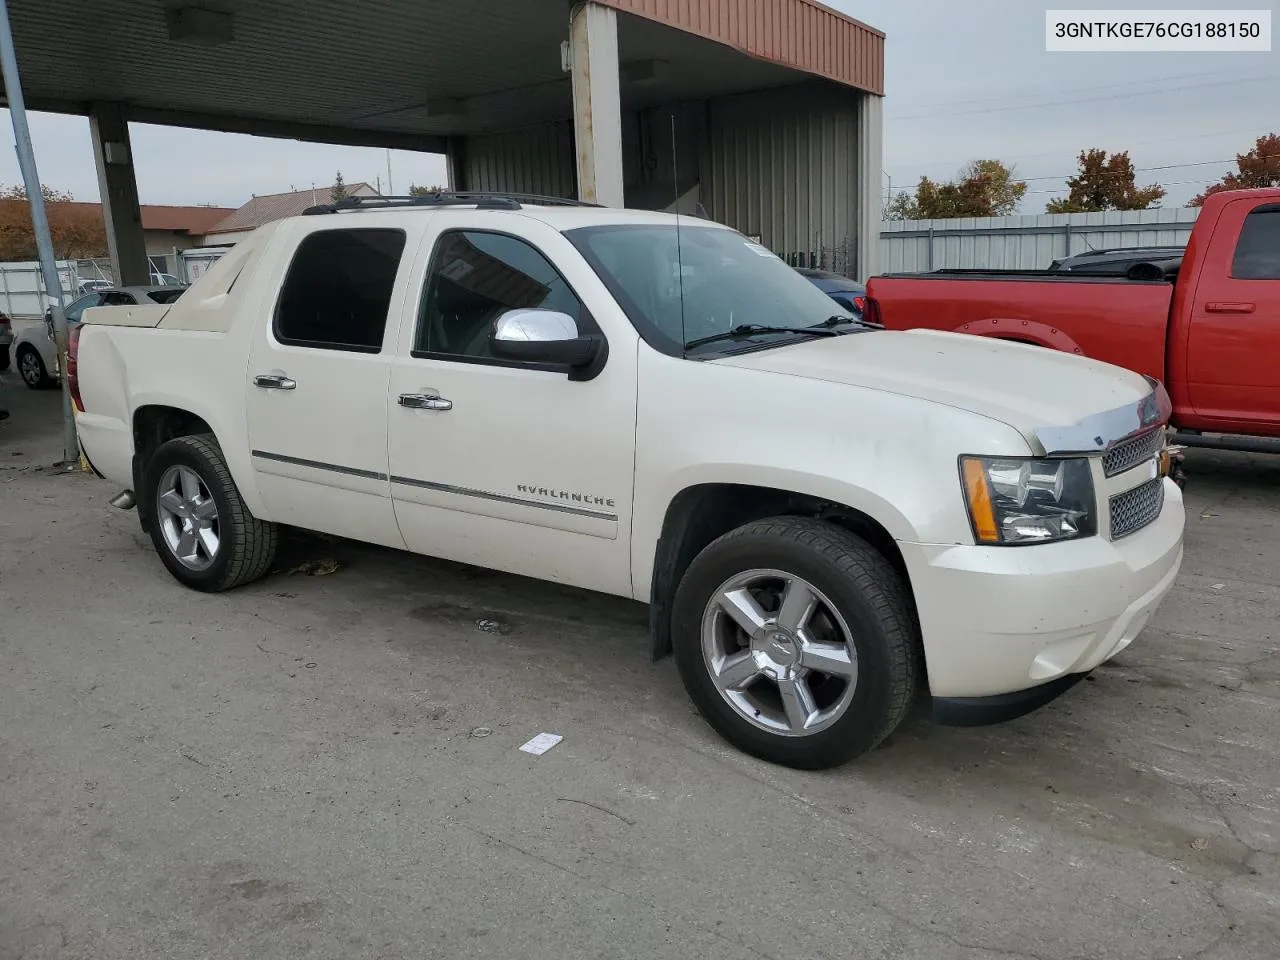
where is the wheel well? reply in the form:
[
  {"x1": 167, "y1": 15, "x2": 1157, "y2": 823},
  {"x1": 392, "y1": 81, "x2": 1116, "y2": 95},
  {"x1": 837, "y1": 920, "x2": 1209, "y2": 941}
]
[
  {"x1": 647, "y1": 483, "x2": 914, "y2": 660},
  {"x1": 131, "y1": 405, "x2": 214, "y2": 528}
]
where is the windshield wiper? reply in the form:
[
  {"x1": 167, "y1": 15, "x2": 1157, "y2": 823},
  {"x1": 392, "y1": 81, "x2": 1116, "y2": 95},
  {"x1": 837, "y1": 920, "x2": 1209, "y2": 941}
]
[
  {"x1": 684, "y1": 324, "x2": 839, "y2": 350},
  {"x1": 812, "y1": 314, "x2": 871, "y2": 330}
]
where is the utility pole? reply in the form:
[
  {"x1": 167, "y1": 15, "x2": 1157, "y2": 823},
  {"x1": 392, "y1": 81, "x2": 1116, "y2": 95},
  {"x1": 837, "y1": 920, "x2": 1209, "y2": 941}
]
[
  {"x1": 385, "y1": 149, "x2": 394, "y2": 195},
  {"x1": 0, "y1": 0, "x2": 76, "y2": 464}
]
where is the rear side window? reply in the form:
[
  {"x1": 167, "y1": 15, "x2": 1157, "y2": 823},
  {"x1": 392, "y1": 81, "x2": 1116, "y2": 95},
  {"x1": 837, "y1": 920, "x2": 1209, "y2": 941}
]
[
  {"x1": 274, "y1": 228, "x2": 407, "y2": 352},
  {"x1": 1232, "y1": 207, "x2": 1280, "y2": 280}
]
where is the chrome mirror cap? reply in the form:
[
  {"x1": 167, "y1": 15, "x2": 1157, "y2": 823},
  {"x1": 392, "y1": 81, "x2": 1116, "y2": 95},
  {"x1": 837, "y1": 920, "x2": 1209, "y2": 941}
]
[{"x1": 492, "y1": 308, "x2": 579, "y2": 343}]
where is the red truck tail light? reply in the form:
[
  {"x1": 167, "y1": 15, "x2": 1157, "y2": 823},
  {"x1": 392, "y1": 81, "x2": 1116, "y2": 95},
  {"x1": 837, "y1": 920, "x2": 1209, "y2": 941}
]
[
  {"x1": 67, "y1": 324, "x2": 84, "y2": 412},
  {"x1": 853, "y1": 295, "x2": 866, "y2": 314},
  {"x1": 862, "y1": 296, "x2": 883, "y2": 328}
]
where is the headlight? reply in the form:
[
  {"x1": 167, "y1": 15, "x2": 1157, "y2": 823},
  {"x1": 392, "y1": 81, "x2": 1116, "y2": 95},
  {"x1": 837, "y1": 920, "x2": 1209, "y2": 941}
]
[{"x1": 960, "y1": 456, "x2": 1096, "y2": 545}]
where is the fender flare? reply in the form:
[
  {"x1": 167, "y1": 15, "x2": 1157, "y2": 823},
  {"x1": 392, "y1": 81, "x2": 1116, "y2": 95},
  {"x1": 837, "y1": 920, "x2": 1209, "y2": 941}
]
[{"x1": 951, "y1": 318, "x2": 1085, "y2": 356}]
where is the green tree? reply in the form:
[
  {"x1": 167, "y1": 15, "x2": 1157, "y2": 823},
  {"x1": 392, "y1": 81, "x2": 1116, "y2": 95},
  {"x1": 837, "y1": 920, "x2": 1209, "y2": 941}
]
[
  {"x1": 1045, "y1": 149, "x2": 1165, "y2": 213},
  {"x1": 884, "y1": 160, "x2": 1026, "y2": 220},
  {"x1": 330, "y1": 171, "x2": 349, "y2": 202},
  {"x1": 408, "y1": 183, "x2": 445, "y2": 197},
  {"x1": 1191, "y1": 133, "x2": 1280, "y2": 206}
]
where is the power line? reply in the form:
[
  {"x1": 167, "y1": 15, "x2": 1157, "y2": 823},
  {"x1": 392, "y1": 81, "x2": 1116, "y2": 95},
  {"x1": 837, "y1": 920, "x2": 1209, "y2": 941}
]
[
  {"x1": 889, "y1": 74, "x2": 1277, "y2": 122},
  {"x1": 884, "y1": 66, "x2": 1261, "y2": 115},
  {"x1": 887, "y1": 152, "x2": 1280, "y2": 193},
  {"x1": 1022, "y1": 177, "x2": 1223, "y2": 197},
  {"x1": 891, "y1": 124, "x2": 1273, "y2": 173}
]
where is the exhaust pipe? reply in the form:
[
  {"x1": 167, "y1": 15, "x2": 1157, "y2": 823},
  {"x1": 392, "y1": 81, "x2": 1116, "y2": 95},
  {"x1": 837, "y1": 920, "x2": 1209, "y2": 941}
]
[{"x1": 109, "y1": 489, "x2": 136, "y2": 510}]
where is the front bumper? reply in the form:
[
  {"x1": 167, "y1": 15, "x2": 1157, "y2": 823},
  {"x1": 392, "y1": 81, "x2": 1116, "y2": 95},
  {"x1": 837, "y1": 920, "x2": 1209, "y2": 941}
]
[{"x1": 899, "y1": 477, "x2": 1185, "y2": 701}]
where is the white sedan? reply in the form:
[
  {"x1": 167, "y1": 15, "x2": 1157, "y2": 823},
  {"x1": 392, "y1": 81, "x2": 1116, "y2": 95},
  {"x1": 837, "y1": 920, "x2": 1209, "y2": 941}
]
[{"x1": 12, "y1": 285, "x2": 186, "y2": 389}]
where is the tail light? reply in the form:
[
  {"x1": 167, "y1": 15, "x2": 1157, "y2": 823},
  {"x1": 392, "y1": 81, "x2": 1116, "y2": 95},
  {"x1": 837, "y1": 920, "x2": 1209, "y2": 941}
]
[
  {"x1": 862, "y1": 296, "x2": 884, "y2": 328},
  {"x1": 67, "y1": 324, "x2": 84, "y2": 412},
  {"x1": 853, "y1": 295, "x2": 866, "y2": 314}
]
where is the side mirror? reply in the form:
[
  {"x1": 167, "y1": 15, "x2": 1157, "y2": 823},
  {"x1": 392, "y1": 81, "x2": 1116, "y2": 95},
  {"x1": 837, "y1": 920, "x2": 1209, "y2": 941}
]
[{"x1": 489, "y1": 308, "x2": 602, "y2": 369}]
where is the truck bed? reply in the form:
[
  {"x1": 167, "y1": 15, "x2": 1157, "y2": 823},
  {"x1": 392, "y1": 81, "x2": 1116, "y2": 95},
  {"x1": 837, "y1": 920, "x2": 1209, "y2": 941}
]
[{"x1": 867, "y1": 272, "x2": 1174, "y2": 383}]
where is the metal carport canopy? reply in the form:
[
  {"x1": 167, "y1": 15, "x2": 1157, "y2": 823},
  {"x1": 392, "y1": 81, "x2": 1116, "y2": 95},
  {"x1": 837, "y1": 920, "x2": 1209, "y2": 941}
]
[{"x1": 0, "y1": 0, "x2": 883, "y2": 149}]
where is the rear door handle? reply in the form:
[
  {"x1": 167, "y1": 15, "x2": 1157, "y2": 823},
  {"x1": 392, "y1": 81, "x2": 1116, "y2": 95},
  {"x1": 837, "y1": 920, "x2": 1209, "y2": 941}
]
[
  {"x1": 398, "y1": 393, "x2": 452, "y2": 411},
  {"x1": 254, "y1": 374, "x2": 297, "y2": 389},
  {"x1": 1205, "y1": 302, "x2": 1256, "y2": 314}
]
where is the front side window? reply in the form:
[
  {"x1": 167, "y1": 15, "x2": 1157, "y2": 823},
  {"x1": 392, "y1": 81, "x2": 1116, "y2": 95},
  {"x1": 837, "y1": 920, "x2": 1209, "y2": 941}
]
[
  {"x1": 65, "y1": 293, "x2": 104, "y2": 323},
  {"x1": 1232, "y1": 206, "x2": 1280, "y2": 280},
  {"x1": 274, "y1": 228, "x2": 407, "y2": 352},
  {"x1": 565, "y1": 223, "x2": 861, "y2": 356},
  {"x1": 415, "y1": 230, "x2": 584, "y2": 360}
]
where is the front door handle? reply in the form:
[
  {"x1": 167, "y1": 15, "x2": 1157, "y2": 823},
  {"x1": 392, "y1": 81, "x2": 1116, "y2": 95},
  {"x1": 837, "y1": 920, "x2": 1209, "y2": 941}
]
[
  {"x1": 254, "y1": 374, "x2": 297, "y2": 389},
  {"x1": 398, "y1": 393, "x2": 452, "y2": 411},
  {"x1": 1205, "y1": 302, "x2": 1256, "y2": 314}
]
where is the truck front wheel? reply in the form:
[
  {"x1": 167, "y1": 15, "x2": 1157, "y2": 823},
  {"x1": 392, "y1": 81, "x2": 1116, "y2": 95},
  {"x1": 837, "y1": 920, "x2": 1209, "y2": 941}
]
[
  {"x1": 143, "y1": 433, "x2": 277, "y2": 592},
  {"x1": 671, "y1": 517, "x2": 919, "y2": 770}
]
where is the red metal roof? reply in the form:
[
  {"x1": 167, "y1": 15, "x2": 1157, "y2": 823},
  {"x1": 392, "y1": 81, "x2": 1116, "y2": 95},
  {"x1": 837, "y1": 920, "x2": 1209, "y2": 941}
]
[
  {"x1": 597, "y1": 0, "x2": 884, "y2": 96},
  {"x1": 54, "y1": 202, "x2": 237, "y2": 235},
  {"x1": 204, "y1": 183, "x2": 380, "y2": 235}
]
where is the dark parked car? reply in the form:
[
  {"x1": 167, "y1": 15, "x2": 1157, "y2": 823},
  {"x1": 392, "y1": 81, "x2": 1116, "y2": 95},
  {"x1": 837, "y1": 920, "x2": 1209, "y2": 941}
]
[{"x1": 796, "y1": 268, "x2": 865, "y2": 319}]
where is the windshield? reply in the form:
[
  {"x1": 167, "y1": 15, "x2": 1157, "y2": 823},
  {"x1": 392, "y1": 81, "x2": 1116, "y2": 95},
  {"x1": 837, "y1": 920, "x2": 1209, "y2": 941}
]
[{"x1": 565, "y1": 223, "x2": 861, "y2": 356}]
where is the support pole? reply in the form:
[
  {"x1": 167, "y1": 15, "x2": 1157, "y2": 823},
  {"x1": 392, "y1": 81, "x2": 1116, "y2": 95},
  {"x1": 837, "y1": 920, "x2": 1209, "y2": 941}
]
[
  {"x1": 855, "y1": 92, "x2": 884, "y2": 282},
  {"x1": 569, "y1": 2, "x2": 624, "y2": 207},
  {"x1": 89, "y1": 101, "x2": 149, "y2": 287},
  {"x1": 0, "y1": 0, "x2": 77, "y2": 463}
]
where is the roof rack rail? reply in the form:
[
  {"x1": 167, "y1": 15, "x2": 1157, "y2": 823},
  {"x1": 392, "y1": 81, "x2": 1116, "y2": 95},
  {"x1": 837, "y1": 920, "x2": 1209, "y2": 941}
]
[{"x1": 301, "y1": 191, "x2": 602, "y2": 216}]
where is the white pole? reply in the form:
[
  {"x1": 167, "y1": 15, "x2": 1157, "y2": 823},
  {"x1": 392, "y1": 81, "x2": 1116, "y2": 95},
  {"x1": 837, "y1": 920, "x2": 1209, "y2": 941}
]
[{"x1": 0, "y1": 0, "x2": 76, "y2": 463}]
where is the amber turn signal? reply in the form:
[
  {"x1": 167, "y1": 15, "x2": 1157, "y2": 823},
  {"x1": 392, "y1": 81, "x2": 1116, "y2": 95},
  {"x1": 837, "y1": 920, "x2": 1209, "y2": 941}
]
[{"x1": 961, "y1": 458, "x2": 1000, "y2": 543}]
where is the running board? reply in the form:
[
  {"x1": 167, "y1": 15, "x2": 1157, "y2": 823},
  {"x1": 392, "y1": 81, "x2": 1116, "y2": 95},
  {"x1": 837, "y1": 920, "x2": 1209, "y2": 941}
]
[{"x1": 1171, "y1": 432, "x2": 1280, "y2": 455}]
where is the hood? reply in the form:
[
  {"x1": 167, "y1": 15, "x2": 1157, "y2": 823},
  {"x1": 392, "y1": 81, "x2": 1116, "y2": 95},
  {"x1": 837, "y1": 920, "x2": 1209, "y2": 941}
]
[{"x1": 712, "y1": 329, "x2": 1157, "y2": 450}]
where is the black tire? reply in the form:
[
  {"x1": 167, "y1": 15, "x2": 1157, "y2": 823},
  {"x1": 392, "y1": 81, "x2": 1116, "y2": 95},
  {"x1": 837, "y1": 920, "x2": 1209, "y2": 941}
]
[
  {"x1": 143, "y1": 433, "x2": 277, "y2": 592},
  {"x1": 671, "y1": 517, "x2": 919, "y2": 770},
  {"x1": 16, "y1": 345, "x2": 54, "y2": 389}
]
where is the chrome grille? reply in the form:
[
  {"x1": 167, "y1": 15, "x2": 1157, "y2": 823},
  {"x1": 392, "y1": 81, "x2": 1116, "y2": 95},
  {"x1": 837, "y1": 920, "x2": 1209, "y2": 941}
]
[
  {"x1": 1110, "y1": 477, "x2": 1165, "y2": 539},
  {"x1": 1103, "y1": 428, "x2": 1166, "y2": 477}
]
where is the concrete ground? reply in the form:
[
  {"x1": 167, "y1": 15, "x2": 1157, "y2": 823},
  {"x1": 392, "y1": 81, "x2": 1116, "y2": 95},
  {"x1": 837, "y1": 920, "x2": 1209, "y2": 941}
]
[{"x1": 2, "y1": 376, "x2": 1277, "y2": 960}]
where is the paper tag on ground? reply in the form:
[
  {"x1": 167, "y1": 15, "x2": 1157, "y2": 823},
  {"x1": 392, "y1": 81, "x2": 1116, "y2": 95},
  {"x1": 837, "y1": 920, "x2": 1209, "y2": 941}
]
[{"x1": 519, "y1": 732, "x2": 563, "y2": 756}]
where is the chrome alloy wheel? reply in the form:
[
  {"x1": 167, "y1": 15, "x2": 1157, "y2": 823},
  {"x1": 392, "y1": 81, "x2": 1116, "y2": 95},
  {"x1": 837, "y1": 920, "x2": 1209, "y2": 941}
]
[
  {"x1": 18, "y1": 349, "x2": 44, "y2": 386},
  {"x1": 155, "y1": 464, "x2": 220, "y2": 571},
  {"x1": 701, "y1": 568, "x2": 859, "y2": 737}
]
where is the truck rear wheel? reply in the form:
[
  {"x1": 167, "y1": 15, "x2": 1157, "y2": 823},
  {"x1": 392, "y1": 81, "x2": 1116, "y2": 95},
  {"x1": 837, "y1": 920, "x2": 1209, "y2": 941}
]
[
  {"x1": 143, "y1": 433, "x2": 277, "y2": 592},
  {"x1": 671, "y1": 517, "x2": 919, "y2": 770}
]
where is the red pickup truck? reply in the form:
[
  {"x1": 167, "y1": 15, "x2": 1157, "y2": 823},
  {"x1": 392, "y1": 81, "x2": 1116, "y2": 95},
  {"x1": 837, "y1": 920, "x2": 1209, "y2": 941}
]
[{"x1": 864, "y1": 188, "x2": 1280, "y2": 449}]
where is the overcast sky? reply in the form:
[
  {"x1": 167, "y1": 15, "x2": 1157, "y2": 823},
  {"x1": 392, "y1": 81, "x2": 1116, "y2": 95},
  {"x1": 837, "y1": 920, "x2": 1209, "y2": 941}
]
[{"x1": 0, "y1": 0, "x2": 1275, "y2": 214}]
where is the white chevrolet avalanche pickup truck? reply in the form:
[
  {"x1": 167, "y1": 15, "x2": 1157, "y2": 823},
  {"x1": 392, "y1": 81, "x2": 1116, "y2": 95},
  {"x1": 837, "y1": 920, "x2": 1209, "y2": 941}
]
[{"x1": 70, "y1": 193, "x2": 1186, "y2": 770}]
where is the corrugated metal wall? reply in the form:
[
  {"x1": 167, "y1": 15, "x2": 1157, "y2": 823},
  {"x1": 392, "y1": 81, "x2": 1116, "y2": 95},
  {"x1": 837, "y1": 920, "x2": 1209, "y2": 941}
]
[
  {"x1": 454, "y1": 79, "x2": 873, "y2": 279},
  {"x1": 880, "y1": 207, "x2": 1200, "y2": 272},
  {"x1": 461, "y1": 122, "x2": 576, "y2": 198},
  {"x1": 596, "y1": 0, "x2": 885, "y2": 95},
  {"x1": 702, "y1": 82, "x2": 862, "y2": 275}
]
